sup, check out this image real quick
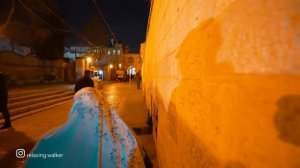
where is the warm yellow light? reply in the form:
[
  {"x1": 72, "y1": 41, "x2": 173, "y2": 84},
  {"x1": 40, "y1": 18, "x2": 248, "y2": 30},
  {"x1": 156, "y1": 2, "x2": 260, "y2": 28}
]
[
  {"x1": 109, "y1": 64, "x2": 113, "y2": 69},
  {"x1": 86, "y1": 57, "x2": 92, "y2": 63},
  {"x1": 119, "y1": 63, "x2": 122, "y2": 68}
]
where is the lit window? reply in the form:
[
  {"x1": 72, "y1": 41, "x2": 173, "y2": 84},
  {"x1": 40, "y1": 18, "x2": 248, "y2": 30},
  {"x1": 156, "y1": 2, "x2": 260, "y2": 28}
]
[
  {"x1": 113, "y1": 50, "x2": 116, "y2": 55},
  {"x1": 108, "y1": 51, "x2": 111, "y2": 55},
  {"x1": 117, "y1": 50, "x2": 121, "y2": 55}
]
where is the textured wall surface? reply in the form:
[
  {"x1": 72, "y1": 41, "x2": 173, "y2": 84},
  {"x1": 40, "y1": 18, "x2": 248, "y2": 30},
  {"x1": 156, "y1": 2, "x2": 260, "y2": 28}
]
[
  {"x1": 0, "y1": 52, "x2": 75, "y2": 85},
  {"x1": 143, "y1": 0, "x2": 300, "y2": 167}
]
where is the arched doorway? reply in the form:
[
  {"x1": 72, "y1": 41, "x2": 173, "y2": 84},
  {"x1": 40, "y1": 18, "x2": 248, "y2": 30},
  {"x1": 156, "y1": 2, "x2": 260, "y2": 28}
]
[
  {"x1": 127, "y1": 66, "x2": 136, "y2": 82},
  {"x1": 89, "y1": 66, "x2": 103, "y2": 80}
]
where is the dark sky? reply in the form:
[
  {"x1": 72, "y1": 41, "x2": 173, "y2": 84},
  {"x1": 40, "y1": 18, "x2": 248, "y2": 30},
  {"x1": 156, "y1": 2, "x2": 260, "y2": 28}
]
[{"x1": 56, "y1": 0, "x2": 150, "y2": 52}]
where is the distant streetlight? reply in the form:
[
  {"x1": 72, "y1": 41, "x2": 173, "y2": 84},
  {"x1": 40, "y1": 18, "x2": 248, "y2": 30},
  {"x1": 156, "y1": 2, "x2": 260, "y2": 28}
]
[
  {"x1": 86, "y1": 57, "x2": 92, "y2": 63},
  {"x1": 86, "y1": 57, "x2": 92, "y2": 71},
  {"x1": 119, "y1": 63, "x2": 122, "y2": 69},
  {"x1": 109, "y1": 64, "x2": 113, "y2": 69}
]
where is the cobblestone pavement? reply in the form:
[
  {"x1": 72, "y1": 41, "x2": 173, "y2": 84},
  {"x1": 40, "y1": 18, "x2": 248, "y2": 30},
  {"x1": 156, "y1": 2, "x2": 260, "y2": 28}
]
[
  {"x1": 102, "y1": 83, "x2": 156, "y2": 167},
  {"x1": 102, "y1": 82, "x2": 149, "y2": 128},
  {"x1": 0, "y1": 82, "x2": 156, "y2": 168}
]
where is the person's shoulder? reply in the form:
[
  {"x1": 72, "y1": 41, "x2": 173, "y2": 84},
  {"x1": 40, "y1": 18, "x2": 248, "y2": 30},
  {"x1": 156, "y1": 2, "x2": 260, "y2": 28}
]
[
  {"x1": 82, "y1": 76, "x2": 93, "y2": 83},
  {"x1": 88, "y1": 77, "x2": 94, "y2": 83},
  {"x1": 76, "y1": 77, "x2": 84, "y2": 82},
  {"x1": 83, "y1": 76, "x2": 92, "y2": 80},
  {"x1": 77, "y1": 76, "x2": 85, "y2": 80}
]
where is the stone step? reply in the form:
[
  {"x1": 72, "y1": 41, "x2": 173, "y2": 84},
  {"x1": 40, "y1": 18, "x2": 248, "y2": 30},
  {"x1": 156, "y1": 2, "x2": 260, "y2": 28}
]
[
  {"x1": 8, "y1": 88, "x2": 60, "y2": 98},
  {"x1": 4, "y1": 95, "x2": 74, "y2": 118},
  {"x1": 0, "y1": 100, "x2": 72, "y2": 125},
  {"x1": 8, "y1": 91, "x2": 74, "y2": 109},
  {"x1": 8, "y1": 89, "x2": 73, "y2": 104},
  {"x1": 1, "y1": 86, "x2": 74, "y2": 120}
]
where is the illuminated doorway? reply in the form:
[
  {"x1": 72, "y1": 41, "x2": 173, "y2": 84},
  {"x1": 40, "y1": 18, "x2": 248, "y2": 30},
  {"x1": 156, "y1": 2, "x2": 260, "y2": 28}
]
[
  {"x1": 127, "y1": 66, "x2": 136, "y2": 82},
  {"x1": 127, "y1": 66, "x2": 136, "y2": 76}
]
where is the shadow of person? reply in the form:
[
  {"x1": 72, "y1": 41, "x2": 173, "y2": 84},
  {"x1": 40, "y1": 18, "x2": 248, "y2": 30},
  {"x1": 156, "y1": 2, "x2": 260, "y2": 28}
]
[
  {"x1": 0, "y1": 127, "x2": 35, "y2": 168},
  {"x1": 274, "y1": 95, "x2": 300, "y2": 146}
]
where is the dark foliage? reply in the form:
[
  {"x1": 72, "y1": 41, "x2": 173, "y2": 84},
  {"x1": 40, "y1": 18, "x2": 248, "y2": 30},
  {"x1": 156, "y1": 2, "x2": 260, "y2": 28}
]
[{"x1": 30, "y1": 0, "x2": 66, "y2": 60}]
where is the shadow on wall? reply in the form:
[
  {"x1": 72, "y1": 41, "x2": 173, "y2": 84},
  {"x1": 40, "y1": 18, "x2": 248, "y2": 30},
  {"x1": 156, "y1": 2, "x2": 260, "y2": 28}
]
[
  {"x1": 154, "y1": 18, "x2": 246, "y2": 167},
  {"x1": 225, "y1": 161, "x2": 248, "y2": 168},
  {"x1": 274, "y1": 95, "x2": 300, "y2": 146},
  {"x1": 154, "y1": 89, "x2": 221, "y2": 167},
  {"x1": 155, "y1": 90, "x2": 247, "y2": 168},
  {"x1": 150, "y1": 0, "x2": 300, "y2": 167}
]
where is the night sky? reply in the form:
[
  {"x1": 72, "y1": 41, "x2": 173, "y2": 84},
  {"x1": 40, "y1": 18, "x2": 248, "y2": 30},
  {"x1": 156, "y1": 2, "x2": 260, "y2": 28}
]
[
  {"x1": 57, "y1": 0, "x2": 150, "y2": 52},
  {"x1": 1, "y1": 0, "x2": 150, "y2": 53}
]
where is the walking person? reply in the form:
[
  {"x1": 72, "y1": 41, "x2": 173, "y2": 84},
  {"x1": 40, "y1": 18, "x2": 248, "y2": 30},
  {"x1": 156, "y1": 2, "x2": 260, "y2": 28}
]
[
  {"x1": 136, "y1": 70, "x2": 142, "y2": 89},
  {"x1": 74, "y1": 70, "x2": 94, "y2": 92},
  {"x1": 0, "y1": 72, "x2": 11, "y2": 130},
  {"x1": 25, "y1": 87, "x2": 144, "y2": 168},
  {"x1": 128, "y1": 74, "x2": 132, "y2": 84}
]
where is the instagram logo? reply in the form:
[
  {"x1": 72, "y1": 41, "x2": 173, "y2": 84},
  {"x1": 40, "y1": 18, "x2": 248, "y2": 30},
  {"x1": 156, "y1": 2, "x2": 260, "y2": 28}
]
[{"x1": 16, "y1": 149, "x2": 26, "y2": 158}]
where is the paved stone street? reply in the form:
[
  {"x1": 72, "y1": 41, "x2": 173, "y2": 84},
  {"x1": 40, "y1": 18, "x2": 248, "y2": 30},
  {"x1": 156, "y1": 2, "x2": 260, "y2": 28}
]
[
  {"x1": 102, "y1": 83, "x2": 156, "y2": 167},
  {"x1": 0, "y1": 83, "x2": 155, "y2": 168}
]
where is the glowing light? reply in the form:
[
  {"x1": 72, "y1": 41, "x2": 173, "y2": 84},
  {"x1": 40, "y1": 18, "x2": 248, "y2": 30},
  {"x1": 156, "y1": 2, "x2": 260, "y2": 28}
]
[
  {"x1": 86, "y1": 57, "x2": 92, "y2": 63},
  {"x1": 99, "y1": 70, "x2": 103, "y2": 75},
  {"x1": 109, "y1": 64, "x2": 113, "y2": 69},
  {"x1": 119, "y1": 64, "x2": 122, "y2": 68}
]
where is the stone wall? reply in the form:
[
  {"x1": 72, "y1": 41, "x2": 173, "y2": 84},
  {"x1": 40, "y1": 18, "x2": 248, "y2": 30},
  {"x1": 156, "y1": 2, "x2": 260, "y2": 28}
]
[
  {"x1": 143, "y1": 0, "x2": 300, "y2": 167},
  {"x1": 0, "y1": 51, "x2": 75, "y2": 86}
]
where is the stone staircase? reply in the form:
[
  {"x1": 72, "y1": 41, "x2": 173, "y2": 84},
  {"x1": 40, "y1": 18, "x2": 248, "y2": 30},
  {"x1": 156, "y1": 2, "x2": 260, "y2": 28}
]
[{"x1": 0, "y1": 87, "x2": 74, "y2": 119}]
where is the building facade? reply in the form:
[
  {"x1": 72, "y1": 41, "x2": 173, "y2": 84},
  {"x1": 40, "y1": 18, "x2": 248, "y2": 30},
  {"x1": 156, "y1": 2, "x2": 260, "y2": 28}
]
[{"x1": 67, "y1": 44, "x2": 127, "y2": 81}]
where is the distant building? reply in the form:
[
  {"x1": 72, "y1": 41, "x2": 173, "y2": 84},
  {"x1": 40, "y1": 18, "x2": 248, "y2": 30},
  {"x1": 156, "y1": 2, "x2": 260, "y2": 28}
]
[
  {"x1": 66, "y1": 43, "x2": 125, "y2": 81},
  {"x1": 0, "y1": 37, "x2": 31, "y2": 56},
  {"x1": 64, "y1": 46, "x2": 104, "y2": 61}
]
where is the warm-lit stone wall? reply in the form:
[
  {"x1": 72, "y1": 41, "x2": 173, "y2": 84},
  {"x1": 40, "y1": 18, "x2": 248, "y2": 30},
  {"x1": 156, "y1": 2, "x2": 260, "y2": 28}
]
[{"x1": 143, "y1": 0, "x2": 300, "y2": 167}]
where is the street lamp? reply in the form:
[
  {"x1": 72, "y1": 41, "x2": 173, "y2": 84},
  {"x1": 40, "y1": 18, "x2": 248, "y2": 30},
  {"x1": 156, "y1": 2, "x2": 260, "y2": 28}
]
[
  {"x1": 86, "y1": 57, "x2": 92, "y2": 63},
  {"x1": 86, "y1": 57, "x2": 92, "y2": 71}
]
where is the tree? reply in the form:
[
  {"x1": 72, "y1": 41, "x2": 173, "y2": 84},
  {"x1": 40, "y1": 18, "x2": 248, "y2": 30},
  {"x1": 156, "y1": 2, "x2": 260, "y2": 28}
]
[{"x1": 29, "y1": 0, "x2": 67, "y2": 60}]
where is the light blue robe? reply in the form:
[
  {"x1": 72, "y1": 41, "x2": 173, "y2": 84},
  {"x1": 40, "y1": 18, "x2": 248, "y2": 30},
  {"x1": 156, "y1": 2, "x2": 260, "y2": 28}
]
[{"x1": 25, "y1": 87, "x2": 144, "y2": 168}]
